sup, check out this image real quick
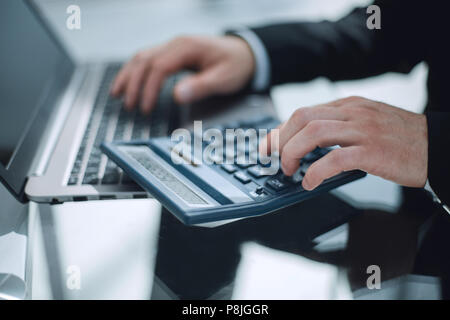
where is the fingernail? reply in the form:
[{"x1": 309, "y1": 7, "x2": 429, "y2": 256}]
[
  {"x1": 177, "y1": 82, "x2": 193, "y2": 104},
  {"x1": 302, "y1": 178, "x2": 313, "y2": 191}
]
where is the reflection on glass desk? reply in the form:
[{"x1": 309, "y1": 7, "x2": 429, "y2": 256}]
[{"x1": 150, "y1": 189, "x2": 450, "y2": 300}]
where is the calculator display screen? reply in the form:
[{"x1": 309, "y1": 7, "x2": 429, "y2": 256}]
[{"x1": 123, "y1": 147, "x2": 208, "y2": 205}]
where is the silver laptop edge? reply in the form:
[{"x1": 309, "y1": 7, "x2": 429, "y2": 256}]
[
  {"x1": 15, "y1": 1, "x2": 152, "y2": 203},
  {"x1": 27, "y1": 57, "x2": 154, "y2": 204}
]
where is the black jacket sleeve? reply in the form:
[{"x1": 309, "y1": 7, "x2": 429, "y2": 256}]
[
  {"x1": 250, "y1": 0, "x2": 426, "y2": 85},
  {"x1": 251, "y1": 0, "x2": 450, "y2": 207},
  {"x1": 426, "y1": 112, "x2": 450, "y2": 207}
]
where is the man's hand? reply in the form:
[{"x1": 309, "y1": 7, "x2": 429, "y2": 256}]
[
  {"x1": 110, "y1": 35, "x2": 255, "y2": 114},
  {"x1": 260, "y1": 96, "x2": 428, "y2": 191}
]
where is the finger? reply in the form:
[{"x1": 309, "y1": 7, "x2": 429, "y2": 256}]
[
  {"x1": 261, "y1": 106, "x2": 348, "y2": 156},
  {"x1": 302, "y1": 146, "x2": 363, "y2": 190},
  {"x1": 140, "y1": 47, "x2": 202, "y2": 113},
  {"x1": 124, "y1": 62, "x2": 150, "y2": 109},
  {"x1": 140, "y1": 68, "x2": 166, "y2": 114},
  {"x1": 173, "y1": 66, "x2": 224, "y2": 104},
  {"x1": 110, "y1": 64, "x2": 132, "y2": 97},
  {"x1": 258, "y1": 123, "x2": 284, "y2": 156},
  {"x1": 280, "y1": 120, "x2": 358, "y2": 175}
]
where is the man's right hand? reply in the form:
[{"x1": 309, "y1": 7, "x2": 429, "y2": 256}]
[{"x1": 110, "y1": 35, "x2": 256, "y2": 114}]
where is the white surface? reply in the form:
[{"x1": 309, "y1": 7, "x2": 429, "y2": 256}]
[
  {"x1": 232, "y1": 242, "x2": 352, "y2": 299},
  {"x1": 0, "y1": 182, "x2": 28, "y2": 298},
  {"x1": 0, "y1": 233, "x2": 27, "y2": 279},
  {"x1": 30, "y1": 199, "x2": 161, "y2": 299}
]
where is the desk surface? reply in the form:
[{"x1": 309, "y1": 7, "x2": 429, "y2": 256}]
[{"x1": 24, "y1": 0, "x2": 440, "y2": 300}]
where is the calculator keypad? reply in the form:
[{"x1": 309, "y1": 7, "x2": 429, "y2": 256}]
[{"x1": 200, "y1": 116, "x2": 331, "y2": 200}]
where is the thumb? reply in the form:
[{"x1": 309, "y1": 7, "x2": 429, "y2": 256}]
[{"x1": 173, "y1": 70, "x2": 220, "y2": 104}]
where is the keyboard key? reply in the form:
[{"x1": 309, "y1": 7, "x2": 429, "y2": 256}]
[
  {"x1": 102, "y1": 172, "x2": 120, "y2": 184},
  {"x1": 234, "y1": 171, "x2": 251, "y2": 184},
  {"x1": 266, "y1": 177, "x2": 289, "y2": 191},
  {"x1": 84, "y1": 166, "x2": 99, "y2": 176},
  {"x1": 221, "y1": 164, "x2": 237, "y2": 173},
  {"x1": 82, "y1": 174, "x2": 99, "y2": 185},
  {"x1": 121, "y1": 174, "x2": 136, "y2": 185},
  {"x1": 68, "y1": 175, "x2": 78, "y2": 185}
]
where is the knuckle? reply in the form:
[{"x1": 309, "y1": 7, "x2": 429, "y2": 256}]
[
  {"x1": 151, "y1": 58, "x2": 170, "y2": 74},
  {"x1": 305, "y1": 120, "x2": 323, "y2": 136},
  {"x1": 346, "y1": 95, "x2": 363, "y2": 103},
  {"x1": 340, "y1": 106, "x2": 354, "y2": 118},
  {"x1": 291, "y1": 108, "x2": 308, "y2": 127},
  {"x1": 363, "y1": 115, "x2": 383, "y2": 135}
]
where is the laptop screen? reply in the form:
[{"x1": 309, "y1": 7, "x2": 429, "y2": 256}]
[{"x1": 0, "y1": 0, "x2": 74, "y2": 200}]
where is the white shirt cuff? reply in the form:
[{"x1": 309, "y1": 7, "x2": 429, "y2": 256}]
[{"x1": 233, "y1": 29, "x2": 271, "y2": 92}]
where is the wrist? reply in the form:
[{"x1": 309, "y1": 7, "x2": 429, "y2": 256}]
[{"x1": 224, "y1": 29, "x2": 271, "y2": 91}]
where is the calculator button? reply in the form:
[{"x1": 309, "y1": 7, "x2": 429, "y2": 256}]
[
  {"x1": 250, "y1": 186, "x2": 269, "y2": 199},
  {"x1": 302, "y1": 152, "x2": 318, "y2": 163},
  {"x1": 221, "y1": 164, "x2": 237, "y2": 173},
  {"x1": 234, "y1": 171, "x2": 251, "y2": 184},
  {"x1": 266, "y1": 177, "x2": 289, "y2": 191},
  {"x1": 288, "y1": 167, "x2": 304, "y2": 184},
  {"x1": 248, "y1": 165, "x2": 276, "y2": 178},
  {"x1": 248, "y1": 166, "x2": 263, "y2": 178},
  {"x1": 255, "y1": 186, "x2": 264, "y2": 194},
  {"x1": 236, "y1": 162, "x2": 253, "y2": 169}
]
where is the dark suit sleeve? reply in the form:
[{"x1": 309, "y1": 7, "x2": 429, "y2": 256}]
[
  {"x1": 250, "y1": 0, "x2": 426, "y2": 85},
  {"x1": 426, "y1": 112, "x2": 450, "y2": 206}
]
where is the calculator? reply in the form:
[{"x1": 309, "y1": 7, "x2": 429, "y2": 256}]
[{"x1": 101, "y1": 115, "x2": 366, "y2": 225}]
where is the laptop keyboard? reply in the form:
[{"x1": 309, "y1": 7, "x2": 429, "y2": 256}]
[{"x1": 68, "y1": 63, "x2": 177, "y2": 187}]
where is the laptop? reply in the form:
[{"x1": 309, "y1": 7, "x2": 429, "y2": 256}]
[{"x1": 0, "y1": 0, "x2": 184, "y2": 203}]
